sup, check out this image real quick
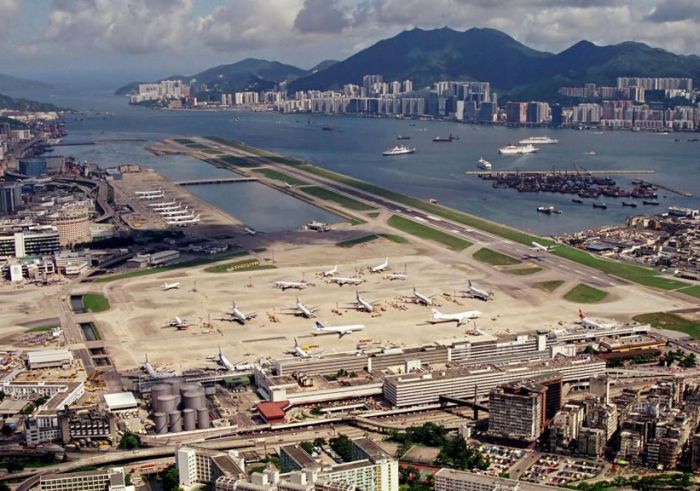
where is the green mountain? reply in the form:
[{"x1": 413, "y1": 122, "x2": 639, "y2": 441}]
[
  {"x1": 0, "y1": 92, "x2": 62, "y2": 112},
  {"x1": 309, "y1": 60, "x2": 339, "y2": 74},
  {"x1": 115, "y1": 58, "x2": 308, "y2": 95},
  {"x1": 289, "y1": 27, "x2": 700, "y2": 100},
  {"x1": 0, "y1": 73, "x2": 52, "y2": 92}
]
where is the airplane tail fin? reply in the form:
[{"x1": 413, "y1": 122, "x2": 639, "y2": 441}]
[
  {"x1": 315, "y1": 321, "x2": 325, "y2": 330},
  {"x1": 578, "y1": 308, "x2": 586, "y2": 319},
  {"x1": 294, "y1": 337, "x2": 298, "y2": 347},
  {"x1": 468, "y1": 280, "x2": 472, "y2": 287}
]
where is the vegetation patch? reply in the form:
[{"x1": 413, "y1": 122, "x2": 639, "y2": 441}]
[
  {"x1": 678, "y1": 285, "x2": 700, "y2": 299},
  {"x1": 255, "y1": 168, "x2": 309, "y2": 186},
  {"x1": 388, "y1": 215, "x2": 471, "y2": 251},
  {"x1": 303, "y1": 186, "x2": 376, "y2": 211},
  {"x1": 336, "y1": 234, "x2": 379, "y2": 248},
  {"x1": 563, "y1": 284, "x2": 608, "y2": 303},
  {"x1": 26, "y1": 324, "x2": 58, "y2": 333},
  {"x1": 367, "y1": 211, "x2": 380, "y2": 218},
  {"x1": 633, "y1": 312, "x2": 700, "y2": 339},
  {"x1": 379, "y1": 233, "x2": 409, "y2": 244},
  {"x1": 473, "y1": 248, "x2": 522, "y2": 266},
  {"x1": 216, "y1": 154, "x2": 259, "y2": 167},
  {"x1": 507, "y1": 266, "x2": 542, "y2": 275},
  {"x1": 82, "y1": 293, "x2": 110, "y2": 313},
  {"x1": 204, "y1": 258, "x2": 276, "y2": 273},
  {"x1": 535, "y1": 280, "x2": 565, "y2": 292}
]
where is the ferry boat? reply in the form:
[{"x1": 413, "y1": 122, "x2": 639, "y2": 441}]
[
  {"x1": 519, "y1": 136, "x2": 559, "y2": 145},
  {"x1": 477, "y1": 157, "x2": 492, "y2": 170},
  {"x1": 498, "y1": 144, "x2": 538, "y2": 155},
  {"x1": 396, "y1": 135, "x2": 411, "y2": 140},
  {"x1": 382, "y1": 145, "x2": 416, "y2": 156},
  {"x1": 592, "y1": 202, "x2": 608, "y2": 209},
  {"x1": 622, "y1": 201, "x2": 637, "y2": 207},
  {"x1": 433, "y1": 134, "x2": 458, "y2": 142}
]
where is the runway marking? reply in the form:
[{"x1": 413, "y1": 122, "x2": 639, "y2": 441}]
[{"x1": 412, "y1": 216, "x2": 427, "y2": 223}]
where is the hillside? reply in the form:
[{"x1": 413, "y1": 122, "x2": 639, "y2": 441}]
[
  {"x1": 0, "y1": 92, "x2": 62, "y2": 112},
  {"x1": 289, "y1": 27, "x2": 700, "y2": 99},
  {"x1": 115, "y1": 58, "x2": 308, "y2": 95},
  {"x1": 0, "y1": 73, "x2": 52, "y2": 92}
]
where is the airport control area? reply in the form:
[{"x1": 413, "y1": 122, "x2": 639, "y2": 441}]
[{"x1": 3, "y1": 133, "x2": 700, "y2": 490}]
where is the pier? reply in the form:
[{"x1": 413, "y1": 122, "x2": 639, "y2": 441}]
[
  {"x1": 635, "y1": 180, "x2": 693, "y2": 197},
  {"x1": 174, "y1": 177, "x2": 259, "y2": 186},
  {"x1": 464, "y1": 169, "x2": 656, "y2": 176}
]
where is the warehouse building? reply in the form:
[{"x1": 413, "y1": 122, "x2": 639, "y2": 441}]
[{"x1": 26, "y1": 349, "x2": 73, "y2": 369}]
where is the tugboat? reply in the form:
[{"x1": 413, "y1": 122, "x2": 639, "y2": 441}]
[
  {"x1": 592, "y1": 202, "x2": 608, "y2": 209},
  {"x1": 622, "y1": 201, "x2": 637, "y2": 207},
  {"x1": 572, "y1": 198, "x2": 584, "y2": 204}
]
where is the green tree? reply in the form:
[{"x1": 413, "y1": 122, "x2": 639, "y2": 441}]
[
  {"x1": 681, "y1": 353, "x2": 696, "y2": 368},
  {"x1": 300, "y1": 441, "x2": 315, "y2": 455},
  {"x1": 118, "y1": 432, "x2": 142, "y2": 450},
  {"x1": 329, "y1": 434, "x2": 353, "y2": 461},
  {"x1": 158, "y1": 464, "x2": 180, "y2": 491},
  {"x1": 313, "y1": 437, "x2": 326, "y2": 447}
]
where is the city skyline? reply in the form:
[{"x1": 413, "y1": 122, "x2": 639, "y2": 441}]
[{"x1": 1, "y1": 0, "x2": 700, "y2": 85}]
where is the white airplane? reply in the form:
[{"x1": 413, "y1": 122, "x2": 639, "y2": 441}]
[
  {"x1": 532, "y1": 241, "x2": 555, "y2": 252},
  {"x1": 386, "y1": 265, "x2": 407, "y2": 281},
  {"x1": 134, "y1": 188, "x2": 163, "y2": 196},
  {"x1": 275, "y1": 280, "x2": 308, "y2": 291},
  {"x1": 224, "y1": 302, "x2": 257, "y2": 324},
  {"x1": 291, "y1": 338, "x2": 310, "y2": 358},
  {"x1": 149, "y1": 200, "x2": 176, "y2": 208},
  {"x1": 578, "y1": 309, "x2": 612, "y2": 330},
  {"x1": 143, "y1": 354, "x2": 177, "y2": 379},
  {"x1": 465, "y1": 280, "x2": 492, "y2": 301},
  {"x1": 313, "y1": 320, "x2": 366, "y2": 338},
  {"x1": 328, "y1": 276, "x2": 364, "y2": 286},
  {"x1": 522, "y1": 253, "x2": 544, "y2": 261},
  {"x1": 166, "y1": 215, "x2": 201, "y2": 226},
  {"x1": 370, "y1": 257, "x2": 389, "y2": 273},
  {"x1": 163, "y1": 316, "x2": 189, "y2": 329},
  {"x1": 283, "y1": 297, "x2": 318, "y2": 318},
  {"x1": 322, "y1": 265, "x2": 338, "y2": 277},
  {"x1": 162, "y1": 282, "x2": 181, "y2": 291},
  {"x1": 351, "y1": 290, "x2": 379, "y2": 313},
  {"x1": 138, "y1": 192, "x2": 166, "y2": 200},
  {"x1": 429, "y1": 308, "x2": 481, "y2": 326},
  {"x1": 410, "y1": 287, "x2": 434, "y2": 306},
  {"x1": 244, "y1": 227, "x2": 257, "y2": 236},
  {"x1": 216, "y1": 347, "x2": 252, "y2": 371}
]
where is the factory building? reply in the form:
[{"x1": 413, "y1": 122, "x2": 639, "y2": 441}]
[
  {"x1": 26, "y1": 348, "x2": 73, "y2": 369},
  {"x1": 150, "y1": 381, "x2": 210, "y2": 434}
]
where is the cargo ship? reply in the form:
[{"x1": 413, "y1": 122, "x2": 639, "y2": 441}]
[{"x1": 433, "y1": 134, "x2": 458, "y2": 142}]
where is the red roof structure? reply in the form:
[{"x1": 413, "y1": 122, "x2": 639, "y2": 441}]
[{"x1": 256, "y1": 401, "x2": 289, "y2": 423}]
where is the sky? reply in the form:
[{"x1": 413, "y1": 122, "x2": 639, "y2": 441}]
[{"x1": 0, "y1": 0, "x2": 699, "y2": 87}]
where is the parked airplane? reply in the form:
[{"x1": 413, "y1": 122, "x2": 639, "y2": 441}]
[
  {"x1": 410, "y1": 287, "x2": 434, "y2": 306},
  {"x1": 386, "y1": 265, "x2": 407, "y2": 281},
  {"x1": 531, "y1": 241, "x2": 555, "y2": 252},
  {"x1": 351, "y1": 290, "x2": 379, "y2": 313},
  {"x1": 162, "y1": 282, "x2": 181, "y2": 291},
  {"x1": 217, "y1": 347, "x2": 252, "y2": 371},
  {"x1": 148, "y1": 200, "x2": 176, "y2": 208},
  {"x1": 328, "y1": 276, "x2": 364, "y2": 286},
  {"x1": 163, "y1": 316, "x2": 189, "y2": 329},
  {"x1": 429, "y1": 308, "x2": 481, "y2": 326},
  {"x1": 291, "y1": 338, "x2": 310, "y2": 358},
  {"x1": 322, "y1": 265, "x2": 338, "y2": 277},
  {"x1": 224, "y1": 302, "x2": 257, "y2": 324},
  {"x1": 166, "y1": 215, "x2": 201, "y2": 226},
  {"x1": 142, "y1": 354, "x2": 177, "y2": 379},
  {"x1": 313, "y1": 321, "x2": 366, "y2": 338},
  {"x1": 578, "y1": 309, "x2": 611, "y2": 330},
  {"x1": 134, "y1": 188, "x2": 163, "y2": 196},
  {"x1": 370, "y1": 257, "x2": 389, "y2": 273},
  {"x1": 464, "y1": 280, "x2": 492, "y2": 301},
  {"x1": 245, "y1": 227, "x2": 257, "y2": 236},
  {"x1": 274, "y1": 280, "x2": 308, "y2": 291},
  {"x1": 283, "y1": 297, "x2": 318, "y2": 318}
]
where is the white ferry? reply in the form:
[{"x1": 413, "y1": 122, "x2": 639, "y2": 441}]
[
  {"x1": 519, "y1": 136, "x2": 559, "y2": 145},
  {"x1": 477, "y1": 157, "x2": 492, "y2": 170},
  {"x1": 498, "y1": 144, "x2": 538, "y2": 155},
  {"x1": 382, "y1": 145, "x2": 416, "y2": 156}
]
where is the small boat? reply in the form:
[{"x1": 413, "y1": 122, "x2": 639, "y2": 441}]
[
  {"x1": 322, "y1": 125, "x2": 334, "y2": 131},
  {"x1": 592, "y1": 202, "x2": 607, "y2": 209},
  {"x1": 429, "y1": 198, "x2": 438, "y2": 204},
  {"x1": 382, "y1": 145, "x2": 416, "y2": 156},
  {"x1": 622, "y1": 201, "x2": 637, "y2": 207},
  {"x1": 537, "y1": 206, "x2": 561, "y2": 215},
  {"x1": 643, "y1": 200, "x2": 660, "y2": 206},
  {"x1": 585, "y1": 151, "x2": 596, "y2": 155},
  {"x1": 396, "y1": 135, "x2": 411, "y2": 140},
  {"x1": 572, "y1": 198, "x2": 584, "y2": 204},
  {"x1": 477, "y1": 157, "x2": 492, "y2": 170},
  {"x1": 433, "y1": 134, "x2": 458, "y2": 142}
]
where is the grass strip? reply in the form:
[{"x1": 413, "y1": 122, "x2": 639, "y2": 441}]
[
  {"x1": 473, "y1": 248, "x2": 522, "y2": 266},
  {"x1": 388, "y1": 215, "x2": 471, "y2": 251},
  {"x1": 633, "y1": 312, "x2": 700, "y2": 339},
  {"x1": 379, "y1": 233, "x2": 409, "y2": 244},
  {"x1": 563, "y1": 284, "x2": 608, "y2": 303},
  {"x1": 204, "y1": 258, "x2": 277, "y2": 273},
  {"x1": 255, "y1": 168, "x2": 309, "y2": 186},
  {"x1": 535, "y1": 280, "x2": 565, "y2": 292},
  {"x1": 26, "y1": 325, "x2": 59, "y2": 333},
  {"x1": 303, "y1": 186, "x2": 376, "y2": 211},
  {"x1": 336, "y1": 235, "x2": 379, "y2": 248},
  {"x1": 508, "y1": 267, "x2": 542, "y2": 275},
  {"x1": 82, "y1": 293, "x2": 110, "y2": 313}
]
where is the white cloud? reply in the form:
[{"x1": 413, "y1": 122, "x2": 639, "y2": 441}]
[{"x1": 0, "y1": 0, "x2": 20, "y2": 38}]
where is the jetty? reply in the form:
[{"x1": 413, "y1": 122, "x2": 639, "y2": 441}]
[{"x1": 465, "y1": 169, "x2": 655, "y2": 176}]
